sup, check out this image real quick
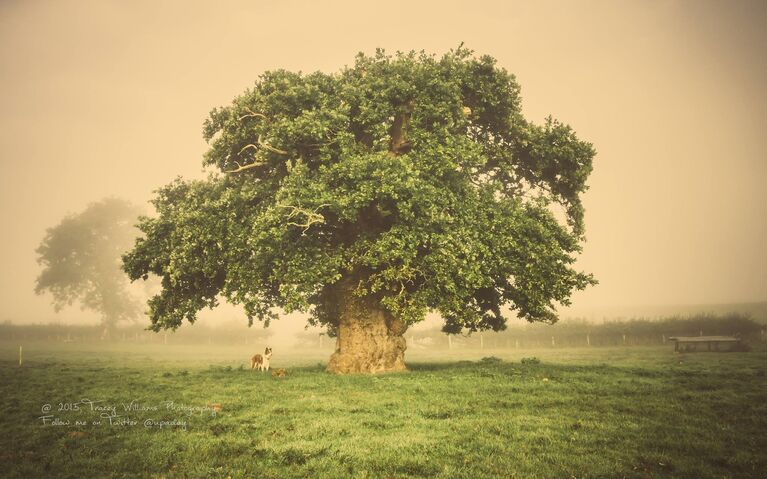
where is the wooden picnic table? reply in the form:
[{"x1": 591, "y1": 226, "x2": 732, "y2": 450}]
[{"x1": 668, "y1": 335, "x2": 741, "y2": 352}]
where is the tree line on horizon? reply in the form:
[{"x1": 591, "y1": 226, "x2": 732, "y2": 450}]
[
  {"x1": 400, "y1": 313, "x2": 764, "y2": 348},
  {"x1": 0, "y1": 320, "x2": 272, "y2": 344}
]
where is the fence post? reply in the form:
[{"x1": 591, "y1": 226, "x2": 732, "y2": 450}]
[
  {"x1": 19, "y1": 345, "x2": 22, "y2": 367},
  {"x1": 622, "y1": 334, "x2": 626, "y2": 345},
  {"x1": 662, "y1": 334, "x2": 666, "y2": 344},
  {"x1": 551, "y1": 336, "x2": 555, "y2": 347},
  {"x1": 448, "y1": 335, "x2": 453, "y2": 349},
  {"x1": 586, "y1": 334, "x2": 590, "y2": 346}
]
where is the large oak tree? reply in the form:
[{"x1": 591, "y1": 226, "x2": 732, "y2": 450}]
[{"x1": 123, "y1": 48, "x2": 596, "y2": 373}]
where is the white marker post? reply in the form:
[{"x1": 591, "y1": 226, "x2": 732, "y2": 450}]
[{"x1": 19, "y1": 345, "x2": 22, "y2": 366}]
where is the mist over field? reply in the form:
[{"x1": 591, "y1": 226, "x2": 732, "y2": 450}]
[
  {"x1": 1, "y1": 1, "x2": 766, "y2": 478},
  {"x1": 1, "y1": 0, "x2": 766, "y2": 331}
]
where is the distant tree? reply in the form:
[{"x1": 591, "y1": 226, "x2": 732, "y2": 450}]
[
  {"x1": 123, "y1": 47, "x2": 596, "y2": 373},
  {"x1": 36, "y1": 198, "x2": 143, "y2": 337}
]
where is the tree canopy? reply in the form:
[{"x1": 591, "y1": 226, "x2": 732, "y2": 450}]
[
  {"x1": 36, "y1": 198, "x2": 144, "y2": 331},
  {"x1": 123, "y1": 47, "x2": 596, "y2": 338}
]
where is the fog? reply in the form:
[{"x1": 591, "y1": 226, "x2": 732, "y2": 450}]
[{"x1": 1, "y1": 0, "x2": 766, "y2": 342}]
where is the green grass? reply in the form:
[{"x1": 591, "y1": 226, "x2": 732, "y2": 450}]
[{"x1": 1, "y1": 341, "x2": 765, "y2": 478}]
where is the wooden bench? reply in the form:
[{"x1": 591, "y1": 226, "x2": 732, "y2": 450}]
[{"x1": 669, "y1": 335, "x2": 741, "y2": 352}]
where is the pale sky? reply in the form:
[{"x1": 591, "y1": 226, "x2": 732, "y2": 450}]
[{"x1": 1, "y1": 0, "x2": 765, "y2": 326}]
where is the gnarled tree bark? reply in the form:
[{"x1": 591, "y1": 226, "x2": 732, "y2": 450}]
[
  {"x1": 326, "y1": 277, "x2": 407, "y2": 374},
  {"x1": 326, "y1": 102, "x2": 416, "y2": 374}
]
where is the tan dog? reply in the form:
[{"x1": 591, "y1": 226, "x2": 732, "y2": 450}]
[{"x1": 250, "y1": 347, "x2": 273, "y2": 371}]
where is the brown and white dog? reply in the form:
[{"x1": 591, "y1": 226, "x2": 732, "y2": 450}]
[{"x1": 250, "y1": 347, "x2": 273, "y2": 372}]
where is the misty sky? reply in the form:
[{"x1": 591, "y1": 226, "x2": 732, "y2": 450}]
[{"x1": 1, "y1": 0, "x2": 765, "y2": 326}]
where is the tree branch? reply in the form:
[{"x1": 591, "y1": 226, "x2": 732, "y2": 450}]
[
  {"x1": 238, "y1": 108, "x2": 268, "y2": 121},
  {"x1": 227, "y1": 133, "x2": 291, "y2": 173},
  {"x1": 224, "y1": 160, "x2": 266, "y2": 174},
  {"x1": 277, "y1": 204, "x2": 330, "y2": 235},
  {"x1": 235, "y1": 109, "x2": 288, "y2": 157},
  {"x1": 238, "y1": 144, "x2": 258, "y2": 155},
  {"x1": 237, "y1": 136, "x2": 289, "y2": 156},
  {"x1": 258, "y1": 135, "x2": 289, "y2": 155},
  {"x1": 388, "y1": 101, "x2": 414, "y2": 156}
]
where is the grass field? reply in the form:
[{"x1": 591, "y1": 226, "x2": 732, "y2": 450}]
[{"x1": 0, "y1": 340, "x2": 765, "y2": 478}]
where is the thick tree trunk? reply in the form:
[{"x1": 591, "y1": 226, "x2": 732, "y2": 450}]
[{"x1": 326, "y1": 279, "x2": 407, "y2": 374}]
